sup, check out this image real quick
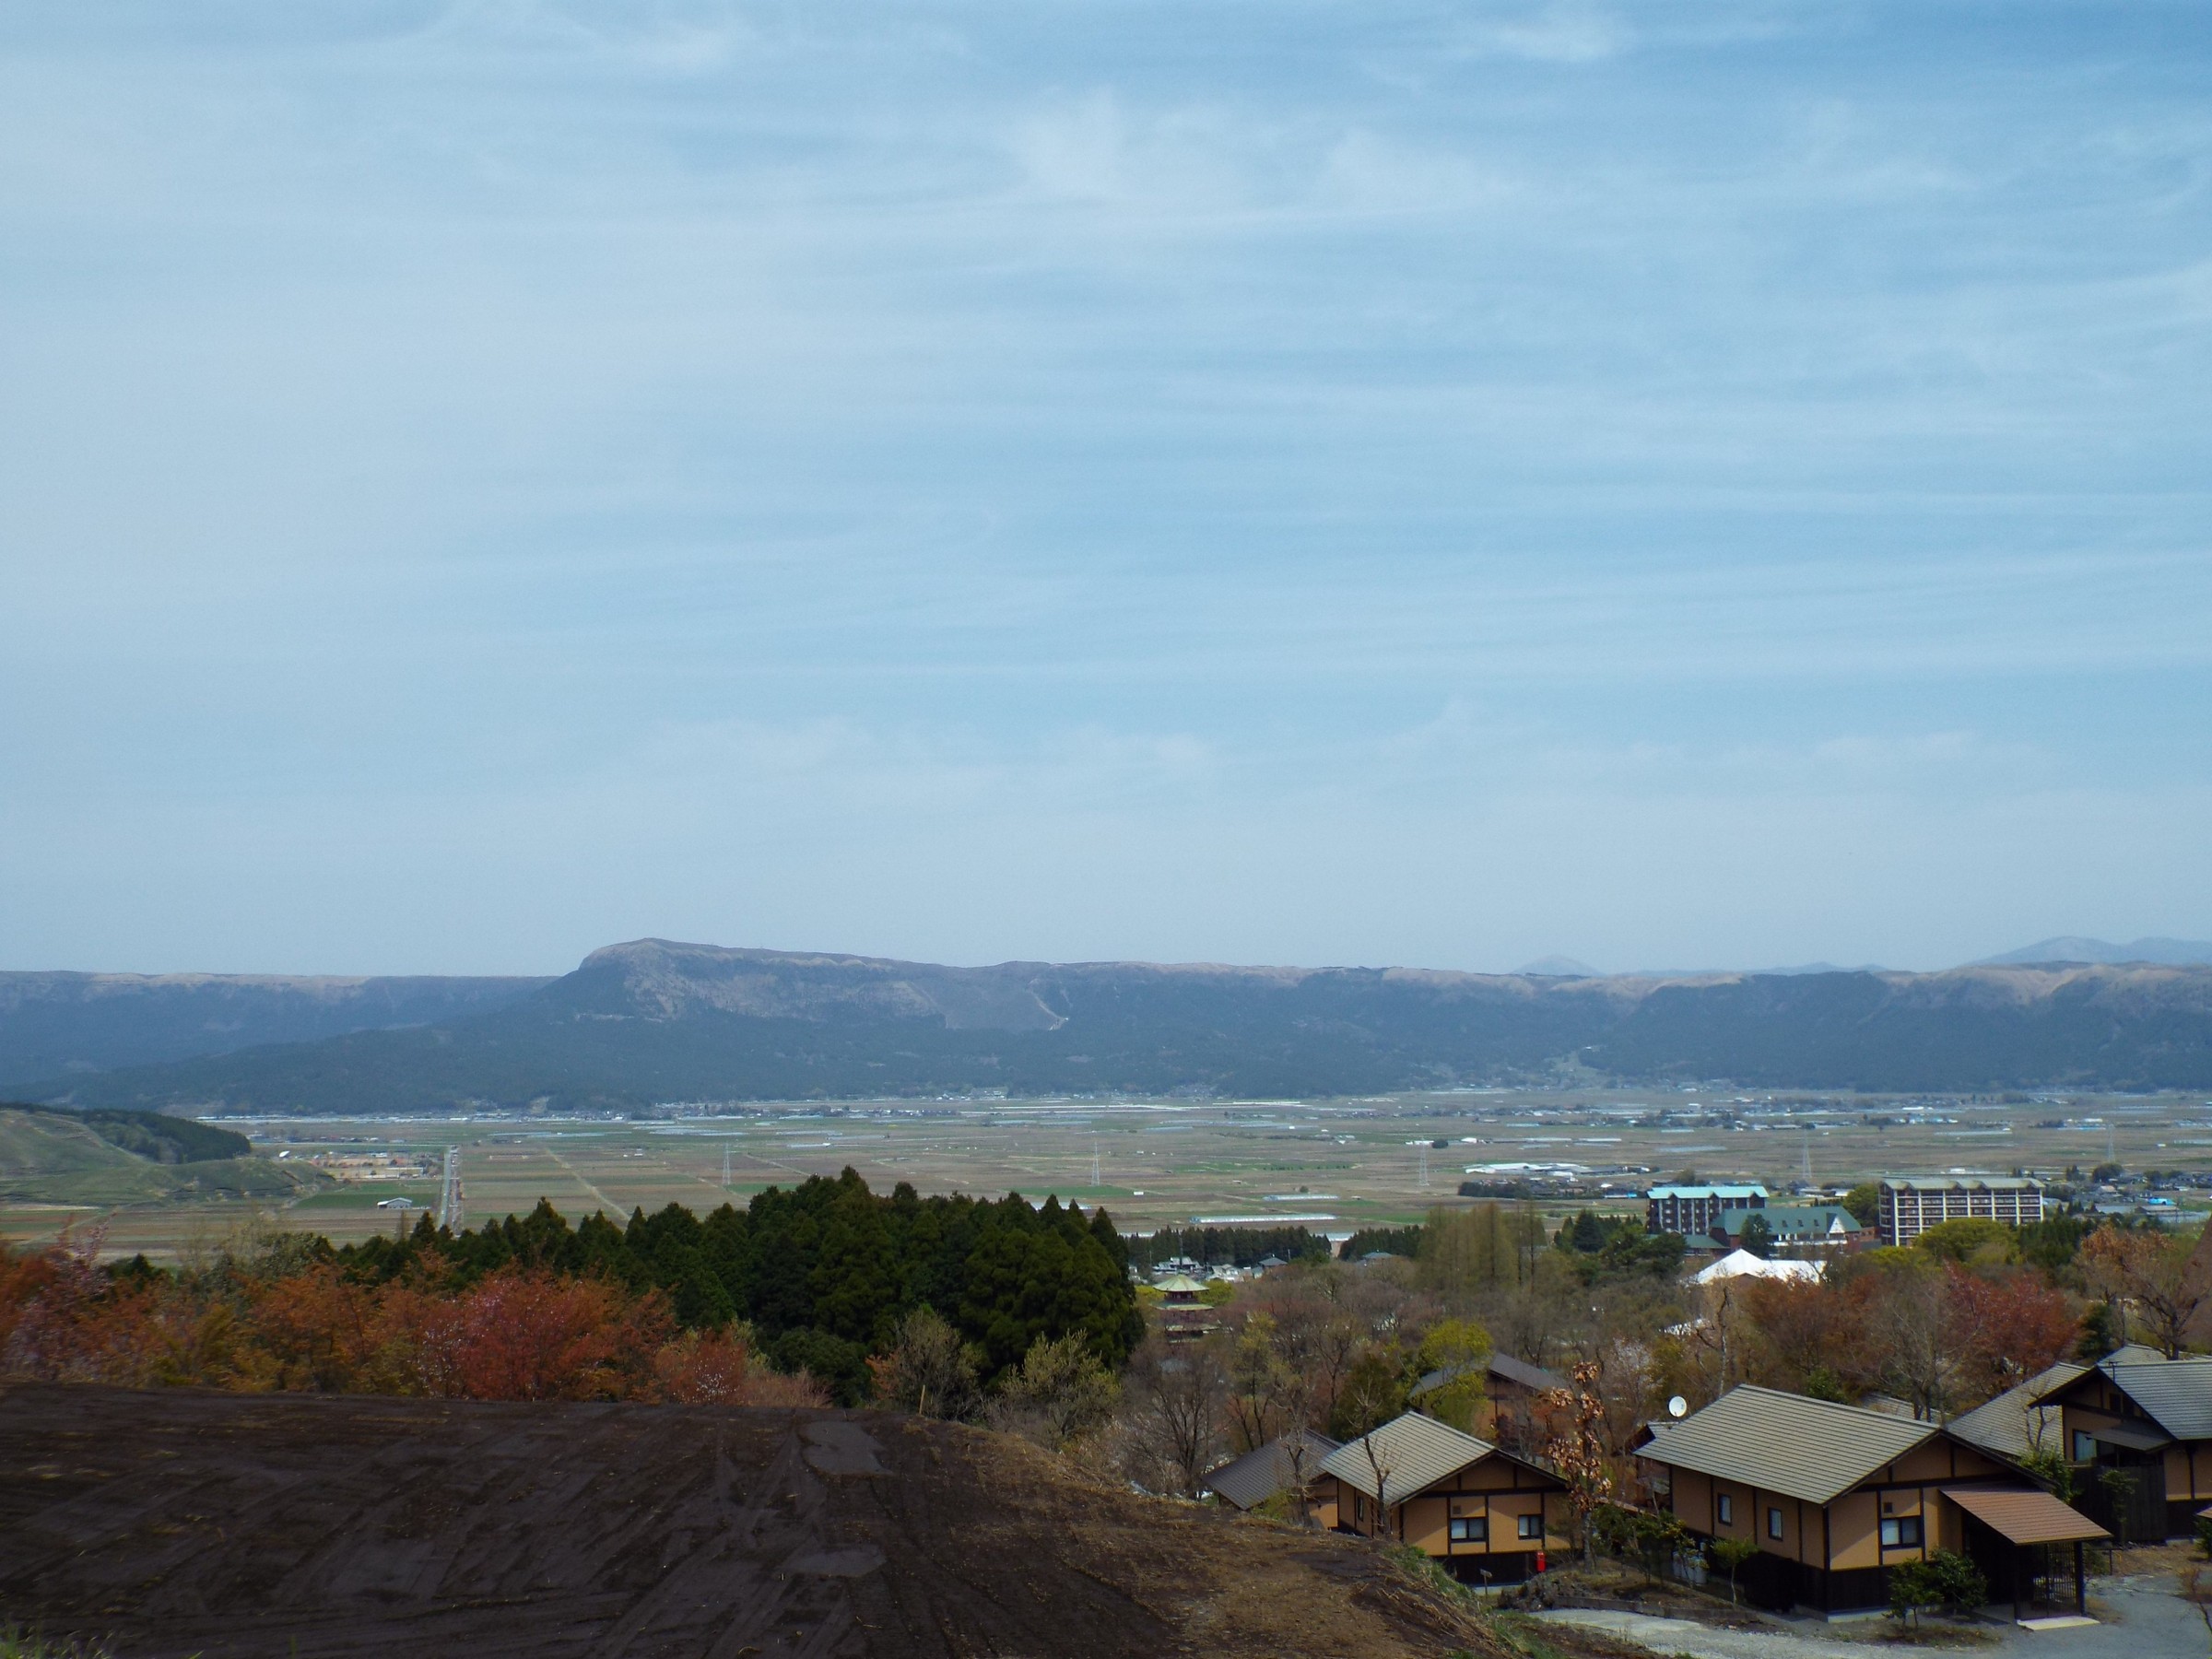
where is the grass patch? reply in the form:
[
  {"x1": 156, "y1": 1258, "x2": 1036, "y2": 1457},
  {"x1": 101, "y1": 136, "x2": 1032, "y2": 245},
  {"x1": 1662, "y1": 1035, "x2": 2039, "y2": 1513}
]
[{"x1": 0, "y1": 1627, "x2": 113, "y2": 1659}]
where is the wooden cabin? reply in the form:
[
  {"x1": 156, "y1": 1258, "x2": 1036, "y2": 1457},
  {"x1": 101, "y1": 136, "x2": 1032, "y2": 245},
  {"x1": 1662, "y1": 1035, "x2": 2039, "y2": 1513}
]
[
  {"x1": 1405, "y1": 1354, "x2": 1570, "y2": 1458},
  {"x1": 2032, "y1": 1350, "x2": 2212, "y2": 1541},
  {"x1": 1202, "y1": 1430, "x2": 1342, "y2": 1527},
  {"x1": 1639, "y1": 1385, "x2": 2105, "y2": 1616},
  {"x1": 1323, "y1": 1413, "x2": 1568, "y2": 1583}
]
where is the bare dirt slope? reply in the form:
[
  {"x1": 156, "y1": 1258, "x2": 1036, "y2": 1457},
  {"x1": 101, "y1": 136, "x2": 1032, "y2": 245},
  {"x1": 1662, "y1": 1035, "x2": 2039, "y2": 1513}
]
[{"x1": 0, "y1": 1384, "x2": 1500, "y2": 1659}]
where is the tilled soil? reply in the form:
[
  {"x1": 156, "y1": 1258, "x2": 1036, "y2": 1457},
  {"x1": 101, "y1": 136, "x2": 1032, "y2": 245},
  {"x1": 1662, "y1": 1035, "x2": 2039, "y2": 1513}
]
[{"x1": 0, "y1": 1384, "x2": 1501, "y2": 1659}]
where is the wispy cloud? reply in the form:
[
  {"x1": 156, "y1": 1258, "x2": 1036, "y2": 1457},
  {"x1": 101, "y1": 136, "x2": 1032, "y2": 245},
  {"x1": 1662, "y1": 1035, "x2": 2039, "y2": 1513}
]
[{"x1": 1, "y1": 0, "x2": 2207, "y2": 971}]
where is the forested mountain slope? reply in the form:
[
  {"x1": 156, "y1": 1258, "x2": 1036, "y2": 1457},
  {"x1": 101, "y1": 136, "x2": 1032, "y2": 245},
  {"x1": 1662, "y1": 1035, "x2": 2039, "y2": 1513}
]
[
  {"x1": 0, "y1": 971, "x2": 552, "y2": 1084},
  {"x1": 23, "y1": 938, "x2": 2212, "y2": 1112}
]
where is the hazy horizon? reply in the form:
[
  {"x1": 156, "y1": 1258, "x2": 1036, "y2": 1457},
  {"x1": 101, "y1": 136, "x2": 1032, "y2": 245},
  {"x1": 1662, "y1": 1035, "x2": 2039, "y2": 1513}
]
[{"x1": 4, "y1": 2, "x2": 2207, "y2": 978}]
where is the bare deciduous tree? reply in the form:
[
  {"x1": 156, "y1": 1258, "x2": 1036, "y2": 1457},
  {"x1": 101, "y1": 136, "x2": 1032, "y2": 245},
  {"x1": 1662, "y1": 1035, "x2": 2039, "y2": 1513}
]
[{"x1": 1118, "y1": 1333, "x2": 1230, "y2": 1495}]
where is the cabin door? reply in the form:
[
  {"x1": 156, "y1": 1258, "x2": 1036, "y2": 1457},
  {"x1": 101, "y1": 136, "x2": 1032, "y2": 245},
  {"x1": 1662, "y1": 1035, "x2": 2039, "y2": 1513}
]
[{"x1": 2088, "y1": 1449, "x2": 2167, "y2": 1546}]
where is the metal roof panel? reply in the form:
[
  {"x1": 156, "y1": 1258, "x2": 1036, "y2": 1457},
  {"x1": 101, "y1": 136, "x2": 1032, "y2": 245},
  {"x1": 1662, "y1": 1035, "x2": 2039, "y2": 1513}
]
[
  {"x1": 1948, "y1": 1362, "x2": 2085, "y2": 1462},
  {"x1": 1323, "y1": 1413, "x2": 1506, "y2": 1506},
  {"x1": 1203, "y1": 1430, "x2": 1340, "y2": 1510},
  {"x1": 1945, "y1": 1486, "x2": 2107, "y2": 1546},
  {"x1": 2105, "y1": 1357, "x2": 2212, "y2": 1441},
  {"x1": 1639, "y1": 1385, "x2": 1937, "y2": 1506}
]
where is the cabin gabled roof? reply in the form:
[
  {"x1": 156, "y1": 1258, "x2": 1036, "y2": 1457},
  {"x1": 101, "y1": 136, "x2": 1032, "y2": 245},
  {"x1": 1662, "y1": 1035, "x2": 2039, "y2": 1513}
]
[
  {"x1": 2096, "y1": 1355, "x2": 2212, "y2": 1441},
  {"x1": 1202, "y1": 1430, "x2": 1340, "y2": 1510},
  {"x1": 1949, "y1": 1361, "x2": 2086, "y2": 1462},
  {"x1": 1408, "y1": 1352, "x2": 1567, "y2": 1403},
  {"x1": 1323, "y1": 1413, "x2": 1539, "y2": 1506},
  {"x1": 1488, "y1": 1353, "x2": 1568, "y2": 1394},
  {"x1": 1639, "y1": 1385, "x2": 1939, "y2": 1506}
]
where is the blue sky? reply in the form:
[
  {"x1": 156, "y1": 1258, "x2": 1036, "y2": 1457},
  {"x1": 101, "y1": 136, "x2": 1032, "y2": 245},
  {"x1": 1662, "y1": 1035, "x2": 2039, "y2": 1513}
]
[{"x1": 2, "y1": 0, "x2": 2208, "y2": 976}]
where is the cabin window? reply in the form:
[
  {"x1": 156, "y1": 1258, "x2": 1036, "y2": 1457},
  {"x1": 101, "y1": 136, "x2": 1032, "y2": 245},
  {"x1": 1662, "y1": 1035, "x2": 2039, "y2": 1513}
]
[
  {"x1": 1449, "y1": 1517, "x2": 1487, "y2": 1543},
  {"x1": 1767, "y1": 1507, "x2": 1783, "y2": 1540},
  {"x1": 1517, "y1": 1512, "x2": 1543, "y2": 1540},
  {"x1": 2073, "y1": 1430, "x2": 2097, "y2": 1463},
  {"x1": 1716, "y1": 1494, "x2": 1734, "y2": 1525},
  {"x1": 1879, "y1": 1515, "x2": 1923, "y2": 1548}
]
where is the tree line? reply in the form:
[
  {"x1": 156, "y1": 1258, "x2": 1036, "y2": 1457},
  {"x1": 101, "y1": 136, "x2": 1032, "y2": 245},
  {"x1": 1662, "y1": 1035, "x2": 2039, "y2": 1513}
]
[{"x1": 1, "y1": 1171, "x2": 1142, "y2": 1407}]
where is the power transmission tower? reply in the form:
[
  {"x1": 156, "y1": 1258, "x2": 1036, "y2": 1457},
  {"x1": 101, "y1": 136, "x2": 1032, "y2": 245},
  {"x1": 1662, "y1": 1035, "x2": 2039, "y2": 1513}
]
[{"x1": 438, "y1": 1146, "x2": 462, "y2": 1230}]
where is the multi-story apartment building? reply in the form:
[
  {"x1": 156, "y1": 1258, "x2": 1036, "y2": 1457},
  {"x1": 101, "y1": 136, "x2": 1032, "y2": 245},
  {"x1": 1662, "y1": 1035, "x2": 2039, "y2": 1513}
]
[
  {"x1": 1645, "y1": 1183, "x2": 1766, "y2": 1236},
  {"x1": 1877, "y1": 1177, "x2": 2044, "y2": 1246}
]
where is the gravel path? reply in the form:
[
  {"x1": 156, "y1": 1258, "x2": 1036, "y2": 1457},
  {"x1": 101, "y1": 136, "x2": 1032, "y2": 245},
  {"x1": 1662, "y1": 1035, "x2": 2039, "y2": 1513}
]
[
  {"x1": 1537, "y1": 1573, "x2": 2204, "y2": 1659},
  {"x1": 1535, "y1": 1608, "x2": 1892, "y2": 1659}
]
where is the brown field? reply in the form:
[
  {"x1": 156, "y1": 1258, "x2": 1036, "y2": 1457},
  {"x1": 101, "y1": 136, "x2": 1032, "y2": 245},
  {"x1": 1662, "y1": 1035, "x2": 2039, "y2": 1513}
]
[
  {"x1": 5, "y1": 1086, "x2": 2206, "y2": 1259},
  {"x1": 0, "y1": 1382, "x2": 1531, "y2": 1659}
]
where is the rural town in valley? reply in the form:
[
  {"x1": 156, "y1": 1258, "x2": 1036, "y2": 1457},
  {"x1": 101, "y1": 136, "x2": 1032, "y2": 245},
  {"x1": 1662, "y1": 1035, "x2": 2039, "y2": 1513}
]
[{"x1": 6, "y1": 0, "x2": 2210, "y2": 1653}]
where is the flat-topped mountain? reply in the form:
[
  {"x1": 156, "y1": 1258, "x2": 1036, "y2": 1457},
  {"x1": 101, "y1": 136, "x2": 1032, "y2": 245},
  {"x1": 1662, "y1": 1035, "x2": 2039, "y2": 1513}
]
[{"x1": 19, "y1": 939, "x2": 2212, "y2": 1112}]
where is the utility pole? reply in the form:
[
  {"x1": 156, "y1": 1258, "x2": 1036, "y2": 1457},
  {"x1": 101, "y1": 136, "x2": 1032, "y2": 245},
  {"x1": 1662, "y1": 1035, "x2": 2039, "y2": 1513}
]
[
  {"x1": 724, "y1": 1144, "x2": 733, "y2": 1188},
  {"x1": 1092, "y1": 1136, "x2": 1100, "y2": 1189}
]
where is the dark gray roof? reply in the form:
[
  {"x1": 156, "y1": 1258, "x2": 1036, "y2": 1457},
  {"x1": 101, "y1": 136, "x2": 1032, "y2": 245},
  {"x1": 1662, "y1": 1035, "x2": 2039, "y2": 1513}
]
[
  {"x1": 1488, "y1": 1353, "x2": 1568, "y2": 1394},
  {"x1": 2105, "y1": 1356, "x2": 2212, "y2": 1441},
  {"x1": 1949, "y1": 1362, "x2": 2085, "y2": 1462},
  {"x1": 1407, "y1": 1351, "x2": 1568, "y2": 1402},
  {"x1": 1407, "y1": 1366, "x2": 1460, "y2": 1400},
  {"x1": 1323, "y1": 1413, "x2": 1504, "y2": 1505},
  {"x1": 1639, "y1": 1385, "x2": 1938, "y2": 1506},
  {"x1": 1202, "y1": 1430, "x2": 1340, "y2": 1510}
]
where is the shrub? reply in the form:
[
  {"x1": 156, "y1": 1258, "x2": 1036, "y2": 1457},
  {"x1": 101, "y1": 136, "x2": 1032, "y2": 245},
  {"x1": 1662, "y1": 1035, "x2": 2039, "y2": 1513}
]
[
  {"x1": 1888, "y1": 1551, "x2": 1987, "y2": 1621},
  {"x1": 1706, "y1": 1536, "x2": 1759, "y2": 1605}
]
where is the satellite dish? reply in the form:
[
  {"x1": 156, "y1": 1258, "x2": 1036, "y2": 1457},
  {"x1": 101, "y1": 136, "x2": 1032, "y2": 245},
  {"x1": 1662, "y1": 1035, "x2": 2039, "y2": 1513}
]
[{"x1": 1667, "y1": 1395, "x2": 1688, "y2": 1418}]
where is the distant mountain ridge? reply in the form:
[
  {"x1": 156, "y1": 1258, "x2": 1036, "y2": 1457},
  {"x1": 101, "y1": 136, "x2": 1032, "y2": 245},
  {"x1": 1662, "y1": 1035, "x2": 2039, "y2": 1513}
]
[
  {"x1": 21, "y1": 938, "x2": 2212, "y2": 1112},
  {"x1": 0, "y1": 971, "x2": 553, "y2": 1086},
  {"x1": 1974, "y1": 936, "x2": 2212, "y2": 968}
]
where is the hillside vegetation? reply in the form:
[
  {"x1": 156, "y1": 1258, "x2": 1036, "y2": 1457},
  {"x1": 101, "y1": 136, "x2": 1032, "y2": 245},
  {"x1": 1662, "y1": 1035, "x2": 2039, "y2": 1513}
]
[
  {"x1": 0, "y1": 1175, "x2": 1139, "y2": 1407},
  {"x1": 23, "y1": 938, "x2": 2212, "y2": 1112},
  {"x1": 0, "y1": 1104, "x2": 315, "y2": 1206}
]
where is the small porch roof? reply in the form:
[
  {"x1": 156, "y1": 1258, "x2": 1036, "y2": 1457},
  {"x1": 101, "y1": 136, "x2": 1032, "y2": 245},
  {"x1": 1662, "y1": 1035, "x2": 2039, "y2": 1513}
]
[
  {"x1": 2088, "y1": 1418, "x2": 2172, "y2": 1453},
  {"x1": 1945, "y1": 1486, "x2": 2108, "y2": 1547}
]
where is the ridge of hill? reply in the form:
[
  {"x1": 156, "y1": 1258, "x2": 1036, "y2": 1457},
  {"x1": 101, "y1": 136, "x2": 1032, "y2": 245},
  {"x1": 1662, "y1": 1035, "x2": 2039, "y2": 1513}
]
[
  {"x1": 0, "y1": 970, "x2": 555, "y2": 1086},
  {"x1": 1973, "y1": 935, "x2": 2212, "y2": 968},
  {"x1": 0, "y1": 1383, "x2": 1519, "y2": 1659},
  {"x1": 20, "y1": 938, "x2": 2212, "y2": 1112}
]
